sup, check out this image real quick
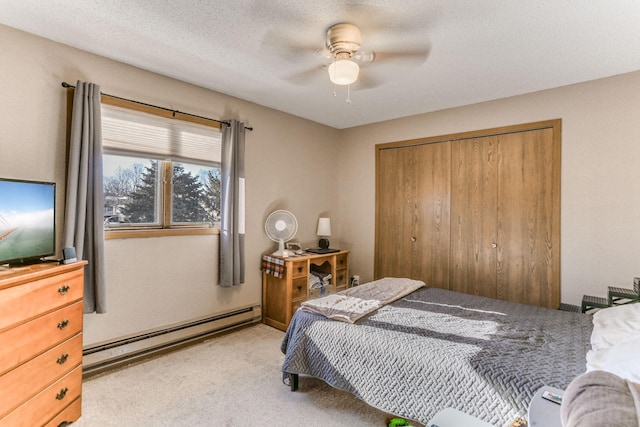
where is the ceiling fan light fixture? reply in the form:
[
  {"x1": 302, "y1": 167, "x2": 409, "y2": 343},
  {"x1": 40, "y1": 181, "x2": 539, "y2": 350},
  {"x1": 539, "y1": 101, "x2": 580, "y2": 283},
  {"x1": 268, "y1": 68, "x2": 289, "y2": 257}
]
[{"x1": 328, "y1": 59, "x2": 359, "y2": 85}]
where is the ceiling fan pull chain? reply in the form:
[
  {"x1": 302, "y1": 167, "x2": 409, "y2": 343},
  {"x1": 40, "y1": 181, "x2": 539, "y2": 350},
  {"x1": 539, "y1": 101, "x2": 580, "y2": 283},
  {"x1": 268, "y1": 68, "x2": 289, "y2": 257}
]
[{"x1": 346, "y1": 84, "x2": 352, "y2": 103}]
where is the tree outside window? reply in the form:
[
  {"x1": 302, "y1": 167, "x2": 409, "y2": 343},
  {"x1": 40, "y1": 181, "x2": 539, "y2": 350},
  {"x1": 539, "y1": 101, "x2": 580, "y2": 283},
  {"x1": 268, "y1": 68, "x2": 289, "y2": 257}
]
[{"x1": 103, "y1": 154, "x2": 220, "y2": 229}]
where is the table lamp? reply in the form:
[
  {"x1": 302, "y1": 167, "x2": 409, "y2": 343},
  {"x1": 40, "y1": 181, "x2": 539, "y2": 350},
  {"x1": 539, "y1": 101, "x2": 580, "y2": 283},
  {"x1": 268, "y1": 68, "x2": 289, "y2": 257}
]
[{"x1": 316, "y1": 217, "x2": 331, "y2": 249}]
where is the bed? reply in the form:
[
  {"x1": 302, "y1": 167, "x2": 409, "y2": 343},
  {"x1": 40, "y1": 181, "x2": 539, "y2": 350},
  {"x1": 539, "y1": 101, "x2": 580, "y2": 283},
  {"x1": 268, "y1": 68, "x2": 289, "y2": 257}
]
[{"x1": 281, "y1": 278, "x2": 594, "y2": 426}]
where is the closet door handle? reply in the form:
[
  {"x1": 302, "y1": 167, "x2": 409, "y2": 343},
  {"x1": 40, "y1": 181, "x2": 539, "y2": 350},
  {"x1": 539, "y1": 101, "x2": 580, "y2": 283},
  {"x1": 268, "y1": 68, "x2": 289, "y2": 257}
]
[
  {"x1": 410, "y1": 237, "x2": 416, "y2": 242},
  {"x1": 490, "y1": 243, "x2": 498, "y2": 248}
]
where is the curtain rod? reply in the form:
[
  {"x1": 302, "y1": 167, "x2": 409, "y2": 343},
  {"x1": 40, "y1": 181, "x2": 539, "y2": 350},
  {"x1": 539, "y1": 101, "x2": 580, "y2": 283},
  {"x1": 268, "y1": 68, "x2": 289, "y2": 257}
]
[{"x1": 61, "y1": 82, "x2": 253, "y2": 131}]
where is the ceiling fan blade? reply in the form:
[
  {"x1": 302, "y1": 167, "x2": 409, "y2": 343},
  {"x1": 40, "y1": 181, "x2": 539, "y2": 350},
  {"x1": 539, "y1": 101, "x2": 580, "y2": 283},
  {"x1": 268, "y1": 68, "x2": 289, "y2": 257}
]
[
  {"x1": 314, "y1": 47, "x2": 332, "y2": 60},
  {"x1": 352, "y1": 72, "x2": 380, "y2": 90},
  {"x1": 261, "y1": 29, "x2": 320, "y2": 60},
  {"x1": 371, "y1": 45, "x2": 432, "y2": 65},
  {"x1": 352, "y1": 50, "x2": 375, "y2": 64},
  {"x1": 284, "y1": 65, "x2": 326, "y2": 85}
]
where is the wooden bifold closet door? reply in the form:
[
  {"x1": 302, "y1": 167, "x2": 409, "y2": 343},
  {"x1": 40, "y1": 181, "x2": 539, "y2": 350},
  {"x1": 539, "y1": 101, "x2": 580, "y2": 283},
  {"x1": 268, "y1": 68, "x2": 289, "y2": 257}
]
[
  {"x1": 375, "y1": 120, "x2": 561, "y2": 309},
  {"x1": 375, "y1": 142, "x2": 451, "y2": 289}
]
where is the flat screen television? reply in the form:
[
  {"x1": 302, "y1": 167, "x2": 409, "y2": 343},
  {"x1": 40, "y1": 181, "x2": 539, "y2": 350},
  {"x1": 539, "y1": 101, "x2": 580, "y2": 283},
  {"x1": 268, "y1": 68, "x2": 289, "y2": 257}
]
[{"x1": 0, "y1": 178, "x2": 56, "y2": 266}]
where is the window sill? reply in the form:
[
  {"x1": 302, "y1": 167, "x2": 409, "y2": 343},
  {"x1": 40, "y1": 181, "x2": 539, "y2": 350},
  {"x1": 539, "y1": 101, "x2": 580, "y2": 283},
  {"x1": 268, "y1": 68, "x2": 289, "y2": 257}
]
[{"x1": 105, "y1": 228, "x2": 220, "y2": 240}]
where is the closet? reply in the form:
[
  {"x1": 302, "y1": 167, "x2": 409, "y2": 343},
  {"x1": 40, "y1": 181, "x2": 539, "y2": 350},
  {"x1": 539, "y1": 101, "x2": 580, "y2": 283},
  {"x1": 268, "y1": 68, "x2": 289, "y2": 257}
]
[
  {"x1": 376, "y1": 141, "x2": 451, "y2": 289},
  {"x1": 375, "y1": 120, "x2": 561, "y2": 308}
]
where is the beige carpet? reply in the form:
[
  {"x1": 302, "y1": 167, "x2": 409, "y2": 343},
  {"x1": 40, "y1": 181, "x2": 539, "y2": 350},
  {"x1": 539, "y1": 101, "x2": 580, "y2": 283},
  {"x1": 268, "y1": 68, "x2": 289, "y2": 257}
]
[{"x1": 74, "y1": 323, "x2": 409, "y2": 426}]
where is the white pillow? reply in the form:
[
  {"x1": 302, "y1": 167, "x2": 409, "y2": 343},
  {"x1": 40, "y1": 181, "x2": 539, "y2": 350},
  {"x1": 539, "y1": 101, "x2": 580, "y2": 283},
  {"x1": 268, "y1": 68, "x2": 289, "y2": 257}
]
[
  {"x1": 586, "y1": 335, "x2": 640, "y2": 383},
  {"x1": 590, "y1": 303, "x2": 640, "y2": 351}
]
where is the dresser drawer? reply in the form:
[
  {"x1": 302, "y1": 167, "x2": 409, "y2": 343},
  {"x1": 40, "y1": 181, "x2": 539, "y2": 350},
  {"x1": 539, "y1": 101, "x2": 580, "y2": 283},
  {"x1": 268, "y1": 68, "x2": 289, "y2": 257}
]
[
  {"x1": 0, "y1": 334, "x2": 82, "y2": 418},
  {"x1": 0, "y1": 301, "x2": 83, "y2": 375},
  {"x1": 0, "y1": 366, "x2": 82, "y2": 427},
  {"x1": 0, "y1": 269, "x2": 83, "y2": 331},
  {"x1": 44, "y1": 397, "x2": 81, "y2": 427}
]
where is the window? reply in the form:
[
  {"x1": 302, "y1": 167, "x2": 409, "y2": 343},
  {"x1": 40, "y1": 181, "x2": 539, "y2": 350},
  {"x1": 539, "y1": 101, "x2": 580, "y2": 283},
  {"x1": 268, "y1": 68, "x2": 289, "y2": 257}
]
[{"x1": 101, "y1": 99, "x2": 222, "y2": 237}]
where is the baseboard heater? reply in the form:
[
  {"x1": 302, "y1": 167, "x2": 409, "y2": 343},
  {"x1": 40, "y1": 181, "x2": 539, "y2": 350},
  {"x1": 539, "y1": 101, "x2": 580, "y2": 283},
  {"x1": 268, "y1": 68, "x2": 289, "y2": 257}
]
[{"x1": 82, "y1": 305, "x2": 262, "y2": 376}]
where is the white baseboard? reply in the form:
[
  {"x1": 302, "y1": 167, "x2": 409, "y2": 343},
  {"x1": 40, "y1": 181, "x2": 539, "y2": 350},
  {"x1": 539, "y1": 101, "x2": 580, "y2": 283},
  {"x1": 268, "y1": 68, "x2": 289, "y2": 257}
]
[{"x1": 82, "y1": 305, "x2": 262, "y2": 375}]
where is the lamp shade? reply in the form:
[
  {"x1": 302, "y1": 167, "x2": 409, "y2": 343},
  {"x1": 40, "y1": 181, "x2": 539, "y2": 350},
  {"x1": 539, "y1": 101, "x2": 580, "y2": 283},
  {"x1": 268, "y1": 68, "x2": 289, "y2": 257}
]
[
  {"x1": 328, "y1": 59, "x2": 359, "y2": 85},
  {"x1": 316, "y1": 217, "x2": 332, "y2": 236}
]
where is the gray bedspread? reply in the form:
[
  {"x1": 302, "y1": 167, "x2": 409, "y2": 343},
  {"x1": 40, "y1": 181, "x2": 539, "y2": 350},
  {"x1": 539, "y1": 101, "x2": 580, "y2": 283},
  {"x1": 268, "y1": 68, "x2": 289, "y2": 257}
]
[{"x1": 281, "y1": 287, "x2": 594, "y2": 426}]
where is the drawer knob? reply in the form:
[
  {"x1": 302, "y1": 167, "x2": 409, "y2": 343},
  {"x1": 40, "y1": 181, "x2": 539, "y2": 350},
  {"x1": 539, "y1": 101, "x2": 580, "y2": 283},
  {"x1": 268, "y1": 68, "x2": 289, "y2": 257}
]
[
  {"x1": 56, "y1": 387, "x2": 69, "y2": 400},
  {"x1": 58, "y1": 285, "x2": 70, "y2": 295},
  {"x1": 297, "y1": 267, "x2": 303, "y2": 273},
  {"x1": 57, "y1": 353, "x2": 70, "y2": 364},
  {"x1": 57, "y1": 319, "x2": 70, "y2": 330}
]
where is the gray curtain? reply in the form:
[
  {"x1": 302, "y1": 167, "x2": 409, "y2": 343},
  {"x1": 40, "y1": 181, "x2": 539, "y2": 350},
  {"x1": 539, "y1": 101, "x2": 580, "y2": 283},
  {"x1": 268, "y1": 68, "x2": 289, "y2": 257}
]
[
  {"x1": 64, "y1": 80, "x2": 106, "y2": 313},
  {"x1": 219, "y1": 120, "x2": 246, "y2": 287}
]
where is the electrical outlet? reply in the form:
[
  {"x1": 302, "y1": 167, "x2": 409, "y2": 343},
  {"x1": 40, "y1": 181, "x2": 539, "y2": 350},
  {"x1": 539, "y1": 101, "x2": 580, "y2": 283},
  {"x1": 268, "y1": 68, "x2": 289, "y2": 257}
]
[{"x1": 351, "y1": 275, "x2": 360, "y2": 286}]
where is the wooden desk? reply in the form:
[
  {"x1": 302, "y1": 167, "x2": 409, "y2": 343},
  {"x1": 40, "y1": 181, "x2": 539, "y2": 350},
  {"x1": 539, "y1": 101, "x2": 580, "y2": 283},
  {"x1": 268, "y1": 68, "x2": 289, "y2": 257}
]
[{"x1": 262, "y1": 250, "x2": 349, "y2": 331}]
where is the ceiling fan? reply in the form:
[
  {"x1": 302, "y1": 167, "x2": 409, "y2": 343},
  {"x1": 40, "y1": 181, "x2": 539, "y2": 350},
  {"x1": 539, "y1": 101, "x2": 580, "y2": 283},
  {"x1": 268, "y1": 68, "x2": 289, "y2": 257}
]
[
  {"x1": 266, "y1": 22, "x2": 430, "y2": 95},
  {"x1": 324, "y1": 23, "x2": 367, "y2": 86},
  {"x1": 321, "y1": 23, "x2": 429, "y2": 89}
]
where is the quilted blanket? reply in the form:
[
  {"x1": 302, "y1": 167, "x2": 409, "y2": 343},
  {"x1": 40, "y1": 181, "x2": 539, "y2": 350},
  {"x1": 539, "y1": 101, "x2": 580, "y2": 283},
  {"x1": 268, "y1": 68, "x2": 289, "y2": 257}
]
[
  {"x1": 300, "y1": 277, "x2": 425, "y2": 323},
  {"x1": 281, "y1": 287, "x2": 593, "y2": 426}
]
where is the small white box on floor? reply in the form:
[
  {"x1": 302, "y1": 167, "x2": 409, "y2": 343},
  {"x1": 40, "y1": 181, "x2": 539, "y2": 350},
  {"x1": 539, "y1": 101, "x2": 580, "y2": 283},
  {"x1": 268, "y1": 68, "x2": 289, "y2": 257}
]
[
  {"x1": 528, "y1": 386, "x2": 563, "y2": 427},
  {"x1": 426, "y1": 408, "x2": 494, "y2": 427}
]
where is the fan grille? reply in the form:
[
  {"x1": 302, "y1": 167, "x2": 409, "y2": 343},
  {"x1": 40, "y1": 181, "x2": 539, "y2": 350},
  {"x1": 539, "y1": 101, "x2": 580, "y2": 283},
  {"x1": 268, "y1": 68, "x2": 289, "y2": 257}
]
[{"x1": 265, "y1": 210, "x2": 298, "y2": 242}]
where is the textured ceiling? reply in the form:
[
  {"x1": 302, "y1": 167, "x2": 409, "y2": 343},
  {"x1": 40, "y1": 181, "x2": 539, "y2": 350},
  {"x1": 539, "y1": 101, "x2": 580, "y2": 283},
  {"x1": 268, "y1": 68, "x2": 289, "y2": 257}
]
[{"x1": 2, "y1": 0, "x2": 640, "y2": 129}]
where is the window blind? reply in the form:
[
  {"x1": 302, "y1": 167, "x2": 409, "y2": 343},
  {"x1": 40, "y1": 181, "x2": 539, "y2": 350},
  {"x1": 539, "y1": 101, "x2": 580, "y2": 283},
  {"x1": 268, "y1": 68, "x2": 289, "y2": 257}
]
[{"x1": 101, "y1": 104, "x2": 221, "y2": 166}]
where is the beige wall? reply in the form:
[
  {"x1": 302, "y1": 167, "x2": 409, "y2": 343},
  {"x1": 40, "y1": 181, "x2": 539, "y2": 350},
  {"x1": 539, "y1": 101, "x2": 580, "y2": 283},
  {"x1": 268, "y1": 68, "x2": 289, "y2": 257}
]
[
  {"x1": 3, "y1": 23, "x2": 640, "y2": 345},
  {"x1": 0, "y1": 25, "x2": 340, "y2": 345},
  {"x1": 338, "y1": 71, "x2": 640, "y2": 305}
]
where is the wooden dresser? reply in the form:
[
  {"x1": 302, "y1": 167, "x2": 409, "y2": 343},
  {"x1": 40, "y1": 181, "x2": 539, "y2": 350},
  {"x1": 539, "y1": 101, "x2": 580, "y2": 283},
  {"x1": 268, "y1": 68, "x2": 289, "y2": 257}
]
[
  {"x1": 0, "y1": 261, "x2": 86, "y2": 427},
  {"x1": 262, "y1": 250, "x2": 349, "y2": 331}
]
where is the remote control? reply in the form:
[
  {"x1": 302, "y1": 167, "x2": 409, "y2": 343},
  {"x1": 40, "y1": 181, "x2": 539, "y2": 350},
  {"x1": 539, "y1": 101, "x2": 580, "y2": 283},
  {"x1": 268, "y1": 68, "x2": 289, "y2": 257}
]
[{"x1": 542, "y1": 390, "x2": 562, "y2": 405}]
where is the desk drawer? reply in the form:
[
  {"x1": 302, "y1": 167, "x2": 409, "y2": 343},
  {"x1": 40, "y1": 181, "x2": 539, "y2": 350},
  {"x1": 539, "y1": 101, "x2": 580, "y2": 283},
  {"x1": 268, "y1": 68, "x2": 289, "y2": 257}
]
[
  {"x1": 0, "y1": 269, "x2": 83, "y2": 331},
  {"x1": 291, "y1": 277, "x2": 307, "y2": 300},
  {"x1": 291, "y1": 261, "x2": 307, "y2": 278},
  {"x1": 0, "y1": 334, "x2": 82, "y2": 418},
  {"x1": 335, "y1": 268, "x2": 348, "y2": 287},
  {"x1": 0, "y1": 301, "x2": 83, "y2": 375},
  {"x1": 291, "y1": 299, "x2": 303, "y2": 315},
  {"x1": 0, "y1": 366, "x2": 82, "y2": 427},
  {"x1": 335, "y1": 253, "x2": 348, "y2": 268}
]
